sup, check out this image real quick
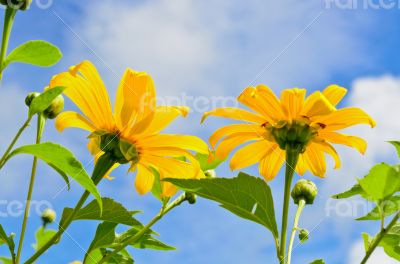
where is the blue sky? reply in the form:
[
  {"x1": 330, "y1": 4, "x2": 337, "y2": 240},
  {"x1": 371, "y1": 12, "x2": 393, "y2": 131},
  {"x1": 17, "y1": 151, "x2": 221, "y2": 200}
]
[{"x1": 1, "y1": 1, "x2": 400, "y2": 263}]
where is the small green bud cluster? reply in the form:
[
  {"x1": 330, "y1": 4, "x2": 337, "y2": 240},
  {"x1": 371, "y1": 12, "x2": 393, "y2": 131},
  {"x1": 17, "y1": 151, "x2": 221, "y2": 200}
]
[
  {"x1": 41, "y1": 208, "x2": 56, "y2": 226},
  {"x1": 268, "y1": 121, "x2": 315, "y2": 151},
  {"x1": 184, "y1": 192, "x2": 196, "y2": 204},
  {"x1": 100, "y1": 133, "x2": 139, "y2": 164},
  {"x1": 291, "y1": 179, "x2": 318, "y2": 205},
  {"x1": 25, "y1": 91, "x2": 64, "y2": 119},
  {"x1": 0, "y1": 0, "x2": 31, "y2": 10},
  {"x1": 298, "y1": 228, "x2": 309, "y2": 243}
]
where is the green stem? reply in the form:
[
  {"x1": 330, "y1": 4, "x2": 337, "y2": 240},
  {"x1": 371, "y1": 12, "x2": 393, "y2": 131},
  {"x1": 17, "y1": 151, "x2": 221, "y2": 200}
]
[
  {"x1": 287, "y1": 199, "x2": 306, "y2": 264},
  {"x1": 278, "y1": 144, "x2": 301, "y2": 263},
  {"x1": 24, "y1": 154, "x2": 116, "y2": 264},
  {"x1": 98, "y1": 193, "x2": 188, "y2": 264},
  {"x1": 0, "y1": 116, "x2": 32, "y2": 169},
  {"x1": 15, "y1": 115, "x2": 45, "y2": 264},
  {"x1": 361, "y1": 211, "x2": 400, "y2": 264},
  {"x1": 0, "y1": 6, "x2": 17, "y2": 80}
]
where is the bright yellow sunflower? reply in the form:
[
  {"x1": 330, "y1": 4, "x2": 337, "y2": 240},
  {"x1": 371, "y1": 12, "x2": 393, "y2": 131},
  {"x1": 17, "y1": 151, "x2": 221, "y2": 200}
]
[
  {"x1": 202, "y1": 85, "x2": 375, "y2": 180},
  {"x1": 50, "y1": 60, "x2": 209, "y2": 197}
]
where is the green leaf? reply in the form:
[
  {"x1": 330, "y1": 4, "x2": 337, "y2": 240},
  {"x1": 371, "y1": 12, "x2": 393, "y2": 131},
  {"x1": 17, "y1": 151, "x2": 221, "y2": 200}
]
[
  {"x1": 6, "y1": 142, "x2": 102, "y2": 210},
  {"x1": 331, "y1": 184, "x2": 366, "y2": 199},
  {"x1": 309, "y1": 260, "x2": 325, "y2": 264},
  {"x1": 0, "y1": 225, "x2": 15, "y2": 262},
  {"x1": 380, "y1": 239, "x2": 400, "y2": 261},
  {"x1": 32, "y1": 227, "x2": 57, "y2": 251},
  {"x1": 114, "y1": 228, "x2": 175, "y2": 251},
  {"x1": 358, "y1": 163, "x2": 400, "y2": 201},
  {"x1": 98, "y1": 249, "x2": 134, "y2": 264},
  {"x1": 362, "y1": 233, "x2": 372, "y2": 252},
  {"x1": 4, "y1": 40, "x2": 62, "y2": 69},
  {"x1": 60, "y1": 198, "x2": 142, "y2": 228},
  {"x1": 357, "y1": 196, "x2": 400, "y2": 221},
  {"x1": 389, "y1": 141, "x2": 400, "y2": 159},
  {"x1": 165, "y1": 172, "x2": 279, "y2": 239},
  {"x1": 151, "y1": 167, "x2": 163, "y2": 201},
  {"x1": 85, "y1": 222, "x2": 118, "y2": 263},
  {"x1": 195, "y1": 151, "x2": 225, "y2": 171},
  {"x1": 0, "y1": 257, "x2": 12, "y2": 264},
  {"x1": 28, "y1": 86, "x2": 65, "y2": 117}
]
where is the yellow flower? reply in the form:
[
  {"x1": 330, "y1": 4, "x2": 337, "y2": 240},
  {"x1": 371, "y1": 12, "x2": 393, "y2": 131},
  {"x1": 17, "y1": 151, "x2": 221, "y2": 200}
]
[
  {"x1": 50, "y1": 61, "x2": 209, "y2": 197},
  {"x1": 202, "y1": 85, "x2": 375, "y2": 180}
]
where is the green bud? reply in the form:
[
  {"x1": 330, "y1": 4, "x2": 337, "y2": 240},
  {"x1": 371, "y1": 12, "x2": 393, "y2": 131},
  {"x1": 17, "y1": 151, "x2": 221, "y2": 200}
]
[
  {"x1": 185, "y1": 192, "x2": 196, "y2": 204},
  {"x1": 204, "y1": 169, "x2": 216, "y2": 178},
  {"x1": 298, "y1": 228, "x2": 309, "y2": 243},
  {"x1": 25, "y1": 92, "x2": 40, "y2": 107},
  {"x1": 0, "y1": 0, "x2": 31, "y2": 10},
  {"x1": 43, "y1": 94, "x2": 64, "y2": 119},
  {"x1": 41, "y1": 208, "x2": 56, "y2": 225},
  {"x1": 291, "y1": 179, "x2": 318, "y2": 205}
]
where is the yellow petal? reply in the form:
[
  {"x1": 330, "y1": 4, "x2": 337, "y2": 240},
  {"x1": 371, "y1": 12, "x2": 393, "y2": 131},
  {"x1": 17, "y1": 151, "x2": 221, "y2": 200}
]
[
  {"x1": 258, "y1": 145, "x2": 285, "y2": 181},
  {"x1": 303, "y1": 144, "x2": 326, "y2": 177},
  {"x1": 315, "y1": 107, "x2": 376, "y2": 131},
  {"x1": 202, "y1": 107, "x2": 266, "y2": 124},
  {"x1": 209, "y1": 124, "x2": 266, "y2": 149},
  {"x1": 296, "y1": 154, "x2": 307, "y2": 176},
  {"x1": 51, "y1": 61, "x2": 114, "y2": 130},
  {"x1": 302, "y1": 91, "x2": 336, "y2": 117},
  {"x1": 230, "y1": 140, "x2": 272, "y2": 171},
  {"x1": 323, "y1": 85, "x2": 347, "y2": 106},
  {"x1": 161, "y1": 182, "x2": 178, "y2": 198},
  {"x1": 313, "y1": 141, "x2": 341, "y2": 169},
  {"x1": 318, "y1": 131, "x2": 367, "y2": 154},
  {"x1": 255, "y1": 85, "x2": 286, "y2": 120},
  {"x1": 238, "y1": 85, "x2": 284, "y2": 123},
  {"x1": 215, "y1": 132, "x2": 262, "y2": 160},
  {"x1": 141, "y1": 106, "x2": 189, "y2": 135},
  {"x1": 138, "y1": 134, "x2": 209, "y2": 154},
  {"x1": 135, "y1": 163, "x2": 155, "y2": 195},
  {"x1": 55, "y1": 111, "x2": 97, "y2": 132},
  {"x1": 280, "y1": 88, "x2": 306, "y2": 122},
  {"x1": 140, "y1": 146, "x2": 201, "y2": 172},
  {"x1": 142, "y1": 155, "x2": 198, "y2": 180},
  {"x1": 115, "y1": 69, "x2": 156, "y2": 133}
]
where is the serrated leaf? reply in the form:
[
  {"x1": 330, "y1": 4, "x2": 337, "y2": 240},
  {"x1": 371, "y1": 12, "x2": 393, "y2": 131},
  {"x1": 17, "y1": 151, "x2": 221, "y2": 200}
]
[
  {"x1": 32, "y1": 227, "x2": 57, "y2": 251},
  {"x1": 28, "y1": 86, "x2": 65, "y2": 117},
  {"x1": 310, "y1": 260, "x2": 325, "y2": 264},
  {"x1": 358, "y1": 163, "x2": 400, "y2": 201},
  {"x1": 0, "y1": 225, "x2": 15, "y2": 262},
  {"x1": 6, "y1": 142, "x2": 102, "y2": 210},
  {"x1": 85, "y1": 222, "x2": 118, "y2": 263},
  {"x1": 357, "y1": 196, "x2": 400, "y2": 221},
  {"x1": 195, "y1": 151, "x2": 225, "y2": 171},
  {"x1": 114, "y1": 228, "x2": 175, "y2": 251},
  {"x1": 332, "y1": 184, "x2": 366, "y2": 199},
  {"x1": 165, "y1": 172, "x2": 279, "y2": 239},
  {"x1": 380, "y1": 229, "x2": 400, "y2": 260},
  {"x1": 4, "y1": 40, "x2": 62, "y2": 69},
  {"x1": 389, "y1": 141, "x2": 400, "y2": 159},
  {"x1": 60, "y1": 198, "x2": 142, "y2": 229}
]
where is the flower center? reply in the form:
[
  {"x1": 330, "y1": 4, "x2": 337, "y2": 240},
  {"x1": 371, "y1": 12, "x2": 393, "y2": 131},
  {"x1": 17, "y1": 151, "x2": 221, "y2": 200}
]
[
  {"x1": 264, "y1": 120, "x2": 316, "y2": 152},
  {"x1": 100, "y1": 133, "x2": 140, "y2": 165}
]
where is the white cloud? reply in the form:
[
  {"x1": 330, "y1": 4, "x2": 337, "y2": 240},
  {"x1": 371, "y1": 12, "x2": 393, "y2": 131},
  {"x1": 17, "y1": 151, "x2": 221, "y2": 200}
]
[
  {"x1": 66, "y1": 0, "x2": 371, "y2": 100},
  {"x1": 349, "y1": 240, "x2": 398, "y2": 264}
]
